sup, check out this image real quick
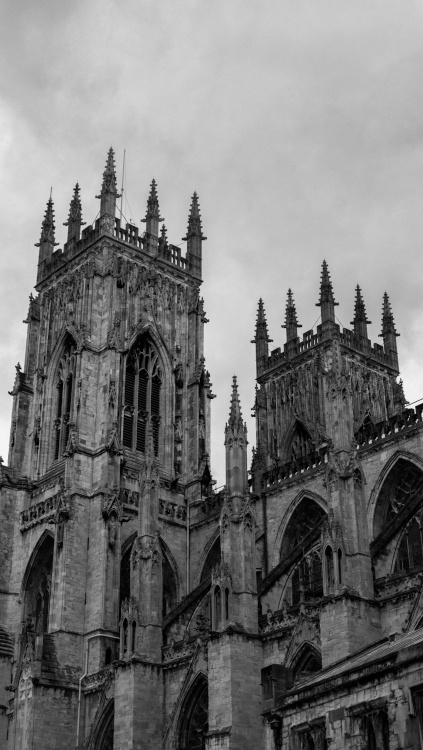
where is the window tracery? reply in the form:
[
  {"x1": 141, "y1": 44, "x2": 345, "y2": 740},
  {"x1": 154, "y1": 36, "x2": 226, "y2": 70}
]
[
  {"x1": 54, "y1": 338, "x2": 77, "y2": 460},
  {"x1": 122, "y1": 338, "x2": 161, "y2": 455},
  {"x1": 179, "y1": 680, "x2": 208, "y2": 750},
  {"x1": 291, "y1": 549, "x2": 323, "y2": 606},
  {"x1": 280, "y1": 499, "x2": 326, "y2": 559},
  {"x1": 394, "y1": 509, "x2": 423, "y2": 573}
]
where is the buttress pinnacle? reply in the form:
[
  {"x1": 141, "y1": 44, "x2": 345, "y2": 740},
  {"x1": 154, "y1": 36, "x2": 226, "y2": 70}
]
[
  {"x1": 316, "y1": 260, "x2": 338, "y2": 324},
  {"x1": 35, "y1": 194, "x2": 58, "y2": 249},
  {"x1": 227, "y1": 376, "x2": 245, "y2": 433},
  {"x1": 96, "y1": 148, "x2": 120, "y2": 220},
  {"x1": 183, "y1": 193, "x2": 207, "y2": 241},
  {"x1": 64, "y1": 183, "x2": 85, "y2": 242},
  {"x1": 380, "y1": 292, "x2": 399, "y2": 338},
  {"x1": 252, "y1": 299, "x2": 272, "y2": 344},
  {"x1": 351, "y1": 285, "x2": 371, "y2": 339},
  {"x1": 142, "y1": 179, "x2": 164, "y2": 223},
  {"x1": 282, "y1": 289, "x2": 301, "y2": 341}
]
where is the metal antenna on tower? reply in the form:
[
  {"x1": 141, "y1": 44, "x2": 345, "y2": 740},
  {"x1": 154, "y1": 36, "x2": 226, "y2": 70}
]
[{"x1": 120, "y1": 148, "x2": 126, "y2": 218}]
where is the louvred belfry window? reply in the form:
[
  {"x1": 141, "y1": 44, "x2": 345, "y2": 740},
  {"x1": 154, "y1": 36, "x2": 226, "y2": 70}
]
[
  {"x1": 54, "y1": 339, "x2": 77, "y2": 460},
  {"x1": 123, "y1": 338, "x2": 162, "y2": 455}
]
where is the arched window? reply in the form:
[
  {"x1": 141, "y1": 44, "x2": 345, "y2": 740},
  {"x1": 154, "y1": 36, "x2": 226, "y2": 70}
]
[
  {"x1": 337, "y1": 548, "x2": 343, "y2": 585},
  {"x1": 289, "y1": 421, "x2": 313, "y2": 462},
  {"x1": 325, "y1": 546, "x2": 334, "y2": 590},
  {"x1": 54, "y1": 337, "x2": 77, "y2": 460},
  {"x1": 122, "y1": 338, "x2": 162, "y2": 455},
  {"x1": 394, "y1": 514, "x2": 423, "y2": 573},
  {"x1": 105, "y1": 647, "x2": 112, "y2": 666},
  {"x1": 23, "y1": 534, "x2": 54, "y2": 633},
  {"x1": 290, "y1": 549, "x2": 323, "y2": 606},
  {"x1": 225, "y1": 588, "x2": 230, "y2": 620},
  {"x1": 122, "y1": 619, "x2": 128, "y2": 655},
  {"x1": 292, "y1": 644, "x2": 322, "y2": 682},
  {"x1": 280, "y1": 498, "x2": 326, "y2": 559},
  {"x1": 214, "y1": 587, "x2": 221, "y2": 629},
  {"x1": 120, "y1": 539, "x2": 178, "y2": 620},
  {"x1": 200, "y1": 537, "x2": 221, "y2": 583},
  {"x1": 131, "y1": 621, "x2": 137, "y2": 653},
  {"x1": 179, "y1": 678, "x2": 208, "y2": 750}
]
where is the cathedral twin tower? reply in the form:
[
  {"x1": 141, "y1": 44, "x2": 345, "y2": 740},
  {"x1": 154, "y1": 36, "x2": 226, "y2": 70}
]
[{"x1": 1, "y1": 148, "x2": 423, "y2": 750}]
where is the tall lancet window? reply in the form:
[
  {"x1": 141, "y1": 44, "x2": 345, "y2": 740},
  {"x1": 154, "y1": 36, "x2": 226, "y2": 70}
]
[
  {"x1": 122, "y1": 338, "x2": 162, "y2": 455},
  {"x1": 54, "y1": 338, "x2": 77, "y2": 460}
]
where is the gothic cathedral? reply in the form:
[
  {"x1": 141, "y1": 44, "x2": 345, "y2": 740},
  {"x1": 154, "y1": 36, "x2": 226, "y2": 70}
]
[{"x1": 1, "y1": 149, "x2": 423, "y2": 750}]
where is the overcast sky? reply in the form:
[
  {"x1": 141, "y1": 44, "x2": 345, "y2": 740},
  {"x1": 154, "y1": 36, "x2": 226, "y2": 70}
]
[{"x1": 1, "y1": 1, "x2": 423, "y2": 485}]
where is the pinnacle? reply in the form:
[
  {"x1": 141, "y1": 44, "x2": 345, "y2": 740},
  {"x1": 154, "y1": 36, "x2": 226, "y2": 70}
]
[
  {"x1": 351, "y1": 284, "x2": 371, "y2": 326},
  {"x1": 64, "y1": 183, "x2": 84, "y2": 227},
  {"x1": 142, "y1": 179, "x2": 164, "y2": 223},
  {"x1": 316, "y1": 259, "x2": 338, "y2": 308},
  {"x1": 183, "y1": 192, "x2": 206, "y2": 241},
  {"x1": 380, "y1": 292, "x2": 399, "y2": 337},
  {"x1": 35, "y1": 194, "x2": 58, "y2": 248},
  {"x1": 282, "y1": 288, "x2": 301, "y2": 330},
  {"x1": 228, "y1": 376, "x2": 244, "y2": 432},
  {"x1": 252, "y1": 298, "x2": 272, "y2": 343},
  {"x1": 95, "y1": 147, "x2": 120, "y2": 204}
]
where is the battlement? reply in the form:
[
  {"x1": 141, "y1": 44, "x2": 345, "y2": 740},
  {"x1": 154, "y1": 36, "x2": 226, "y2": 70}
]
[
  {"x1": 259, "y1": 323, "x2": 397, "y2": 378},
  {"x1": 254, "y1": 263, "x2": 400, "y2": 380},
  {"x1": 35, "y1": 149, "x2": 205, "y2": 285}
]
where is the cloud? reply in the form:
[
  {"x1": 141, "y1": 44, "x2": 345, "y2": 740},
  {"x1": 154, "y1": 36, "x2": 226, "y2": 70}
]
[{"x1": 1, "y1": 1, "x2": 423, "y2": 481}]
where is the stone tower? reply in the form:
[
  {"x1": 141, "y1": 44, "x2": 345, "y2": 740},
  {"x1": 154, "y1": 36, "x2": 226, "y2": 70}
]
[{"x1": 0, "y1": 149, "x2": 213, "y2": 749}]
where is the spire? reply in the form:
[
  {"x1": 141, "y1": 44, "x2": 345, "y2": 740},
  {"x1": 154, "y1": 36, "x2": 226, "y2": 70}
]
[
  {"x1": 35, "y1": 194, "x2": 59, "y2": 272},
  {"x1": 252, "y1": 299, "x2": 271, "y2": 343},
  {"x1": 380, "y1": 292, "x2": 399, "y2": 368},
  {"x1": 282, "y1": 289, "x2": 301, "y2": 342},
  {"x1": 316, "y1": 260, "x2": 338, "y2": 326},
  {"x1": 227, "y1": 376, "x2": 244, "y2": 434},
  {"x1": 96, "y1": 147, "x2": 119, "y2": 225},
  {"x1": 183, "y1": 192, "x2": 206, "y2": 241},
  {"x1": 251, "y1": 299, "x2": 272, "y2": 375},
  {"x1": 64, "y1": 183, "x2": 85, "y2": 243},
  {"x1": 351, "y1": 285, "x2": 371, "y2": 340},
  {"x1": 141, "y1": 179, "x2": 164, "y2": 237},
  {"x1": 183, "y1": 192, "x2": 206, "y2": 280},
  {"x1": 36, "y1": 195, "x2": 57, "y2": 248},
  {"x1": 158, "y1": 223, "x2": 168, "y2": 255},
  {"x1": 225, "y1": 376, "x2": 248, "y2": 499}
]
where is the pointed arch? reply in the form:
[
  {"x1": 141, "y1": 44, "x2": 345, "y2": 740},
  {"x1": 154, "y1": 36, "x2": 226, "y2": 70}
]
[
  {"x1": 20, "y1": 529, "x2": 55, "y2": 604},
  {"x1": 177, "y1": 672, "x2": 208, "y2": 750},
  {"x1": 43, "y1": 331, "x2": 79, "y2": 467},
  {"x1": 119, "y1": 533, "x2": 180, "y2": 617},
  {"x1": 92, "y1": 697, "x2": 114, "y2": 750},
  {"x1": 289, "y1": 642, "x2": 322, "y2": 682},
  {"x1": 281, "y1": 417, "x2": 315, "y2": 463},
  {"x1": 368, "y1": 450, "x2": 423, "y2": 537},
  {"x1": 273, "y1": 490, "x2": 327, "y2": 566},
  {"x1": 160, "y1": 538, "x2": 181, "y2": 616},
  {"x1": 195, "y1": 530, "x2": 221, "y2": 586},
  {"x1": 20, "y1": 530, "x2": 54, "y2": 631}
]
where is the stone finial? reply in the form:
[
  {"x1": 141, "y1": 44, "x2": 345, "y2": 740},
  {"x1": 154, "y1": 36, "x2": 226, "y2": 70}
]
[
  {"x1": 96, "y1": 147, "x2": 120, "y2": 220},
  {"x1": 141, "y1": 179, "x2": 164, "y2": 237},
  {"x1": 35, "y1": 194, "x2": 58, "y2": 250},
  {"x1": 380, "y1": 292, "x2": 398, "y2": 338},
  {"x1": 282, "y1": 289, "x2": 301, "y2": 342},
  {"x1": 351, "y1": 285, "x2": 371, "y2": 339},
  {"x1": 64, "y1": 183, "x2": 85, "y2": 243},
  {"x1": 316, "y1": 260, "x2": 338, "y2": 324},
  {"x1": 227, "y1": 376, "x2": 245, "y2": 435},
  {"x1": 252, "y1": 299, "x2": 272, "y2": 344},
  {"x1": 225, "y1": 377, "x2": 248, "y2": 499},
  {"x1": 183, "y1": 193, "x2": 207, "y2": 242},
  {"x1": 251, "y1": 299, "x2": 272, "y2": 375},
  {"x1": 183, "y1": 192, "x2": 206, "y2": 280}
]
